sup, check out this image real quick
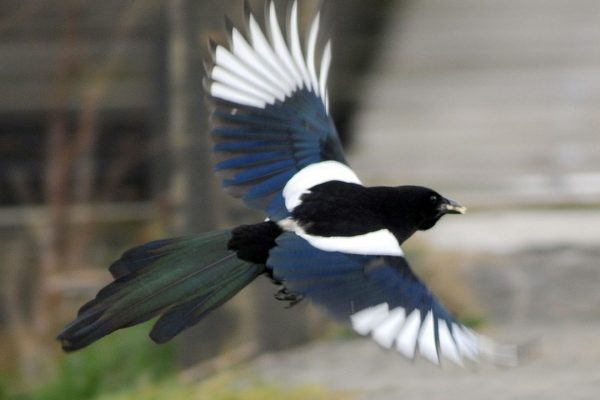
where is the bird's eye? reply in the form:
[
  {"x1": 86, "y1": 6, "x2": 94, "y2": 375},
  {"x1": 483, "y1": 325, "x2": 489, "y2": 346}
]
[{"x1": 429, "y1": 195, "x2": 438, "y2": 204}]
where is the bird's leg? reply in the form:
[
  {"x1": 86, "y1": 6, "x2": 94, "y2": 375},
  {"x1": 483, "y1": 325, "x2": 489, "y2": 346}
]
[{"x1": 274, "y1": 287, "x2": 304, "y2": 308}]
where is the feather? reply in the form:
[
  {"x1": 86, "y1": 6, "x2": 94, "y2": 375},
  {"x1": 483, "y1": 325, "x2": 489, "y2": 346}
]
[{"x1": 58, "y1": 231, "x2": 264, "y2": 352}]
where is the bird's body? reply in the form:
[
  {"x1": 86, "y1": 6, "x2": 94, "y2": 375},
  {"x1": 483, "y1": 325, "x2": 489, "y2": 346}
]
[
  {"x1": 58, "y1": 0, "x2": 518, "y2": 367},
  {"x1": 293, "y1": 181, "x2": 455, "y2": 240}
]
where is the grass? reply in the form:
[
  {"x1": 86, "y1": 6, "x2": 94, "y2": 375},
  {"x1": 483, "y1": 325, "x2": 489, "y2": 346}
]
[
  {"x1": 9, "y1": 323, "x2": 175, "y2": 400},
  {"x1": 0, "y1": 379, "x2": 7, "y2": 400}
]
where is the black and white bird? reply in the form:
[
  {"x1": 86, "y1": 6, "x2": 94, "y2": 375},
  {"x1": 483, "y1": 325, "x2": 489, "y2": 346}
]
[{"x1": 58, "y1": 0, "x2": 518, "y2": 367}]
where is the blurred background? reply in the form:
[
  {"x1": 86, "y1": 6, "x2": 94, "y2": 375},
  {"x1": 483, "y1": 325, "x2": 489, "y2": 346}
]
[{"x1": 1, "y1": 0, "x2": 599, "y2": 399}]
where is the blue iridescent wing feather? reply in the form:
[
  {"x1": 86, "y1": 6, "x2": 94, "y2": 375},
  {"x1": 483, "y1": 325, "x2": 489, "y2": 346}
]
[{"x1": 209, "y1": 92, "x2": 345, "y2": 219}]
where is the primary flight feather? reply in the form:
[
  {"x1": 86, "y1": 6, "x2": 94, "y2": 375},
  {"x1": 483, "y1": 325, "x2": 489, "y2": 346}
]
[{"x1": 58, "y1": 0, "x2": 518, "y2": 367}]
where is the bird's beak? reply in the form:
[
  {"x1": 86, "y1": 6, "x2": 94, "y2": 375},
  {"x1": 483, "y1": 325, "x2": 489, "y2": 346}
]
[{"x1": 441, "y1": 198, "x2": 467, "y2": 215}]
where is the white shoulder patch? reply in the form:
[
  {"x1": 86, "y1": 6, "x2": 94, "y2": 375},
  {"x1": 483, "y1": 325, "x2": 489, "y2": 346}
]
[{"x1": 282, "y1": 160, "x2": 361, "y2": 211}]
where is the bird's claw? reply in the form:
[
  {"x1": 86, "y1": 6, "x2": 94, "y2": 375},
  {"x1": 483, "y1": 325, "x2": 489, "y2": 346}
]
[{"x1": 274, "y1": 287, "x2": 304, "y2": 308}]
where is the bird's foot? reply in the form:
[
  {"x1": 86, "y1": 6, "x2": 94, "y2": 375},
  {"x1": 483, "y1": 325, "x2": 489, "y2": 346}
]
[{"x1": 274, "y1": 287, "x2": 304, "y2": 308}]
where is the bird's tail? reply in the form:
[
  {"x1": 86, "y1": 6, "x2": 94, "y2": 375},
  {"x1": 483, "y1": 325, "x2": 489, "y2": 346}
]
[{"x1": 58, "y1": 230, "x2": 264, "y2": 352}]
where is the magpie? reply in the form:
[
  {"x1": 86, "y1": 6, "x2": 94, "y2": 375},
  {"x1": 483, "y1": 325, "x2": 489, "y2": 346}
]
[{"x1": 58, "y1": 0, "x2": 518, "y2": 367}]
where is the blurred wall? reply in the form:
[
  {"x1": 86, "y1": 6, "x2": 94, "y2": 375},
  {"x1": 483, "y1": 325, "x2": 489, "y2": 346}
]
[{"x1": 352, "y1": 0, "x2": 600, "y2": 209}]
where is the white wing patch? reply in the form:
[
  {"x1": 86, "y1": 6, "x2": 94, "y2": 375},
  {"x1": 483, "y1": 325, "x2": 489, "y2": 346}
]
[
  {"x1": 417, "y1": 311, "x2": 439, "y2": 364},
  {"x1": 372, "y1": 307, "x2": 406, "y2": 348},
  {"x1": 289, "y1": 1, "x2": 313, "y2": 91},
  {"x1": 268, "y1": 1, "x2": 303, "y2": 90},
  {"x1": 395, "y1": 310, "x2": 421, "y2": 359},
  {"x1": 306, "y1": 13, "x2": 321, "y2": 93},
  {"x1": 248, "y1": 13, "x2": 294, "y2": 94},
  {"x1": 438, "y1": 320, "x2": 462, "y2": 365},
  {"x1": 208, "y1": 0, "x2": 330, "y2": 109},
  {"x1": 319, "y1": 41, "x2": 332, "y2": 110},
  {"x1": 350, "y1": 303, "x2": 520, "y2": 367},
  {"x1": 350, "y1": 303, "x2": 389, "y2": 335}
]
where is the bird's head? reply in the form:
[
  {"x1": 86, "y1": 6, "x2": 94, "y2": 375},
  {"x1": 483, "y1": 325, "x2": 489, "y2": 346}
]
[{"x1": 385, "y1": 186, "x2": 466, "y2": 239}]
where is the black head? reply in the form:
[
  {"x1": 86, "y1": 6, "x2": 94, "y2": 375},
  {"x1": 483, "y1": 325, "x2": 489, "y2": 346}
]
[
  {"x1": 384, "y1": 185, "x2": 466, "y2": 241},
  {"x1": 418, "y1": 189, "x2": 465, "y2": 230}
]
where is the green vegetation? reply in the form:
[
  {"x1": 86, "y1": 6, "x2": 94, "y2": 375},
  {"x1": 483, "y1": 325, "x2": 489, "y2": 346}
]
[
  {"x1": 460, "y1": 315, "x2": 487, "y2": 329},
  {"x1": 0, "y1": 378, "x2": 8, "y2": 400},
  {"x1": 10, "y1": 323, "x2": 175, "y2": 400}
]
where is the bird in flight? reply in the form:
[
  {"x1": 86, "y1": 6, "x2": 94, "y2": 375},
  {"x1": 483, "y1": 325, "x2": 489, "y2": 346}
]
[{"x1": 58, "y1": 0, "x2": 518, "y2": 367}]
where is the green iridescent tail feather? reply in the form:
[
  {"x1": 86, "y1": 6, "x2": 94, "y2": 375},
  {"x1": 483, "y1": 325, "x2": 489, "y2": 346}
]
[{"x1": 58, "y1": 230, "x2": 264, "y2": 352}]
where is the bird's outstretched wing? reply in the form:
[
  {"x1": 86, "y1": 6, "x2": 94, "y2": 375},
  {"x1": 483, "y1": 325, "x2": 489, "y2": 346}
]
[
  {"x1": 205, "y1": 1, "x2": 353, "y2": 220},
  {"x1": 268, "y1": 232, "x2": 520, "y2": 367}
]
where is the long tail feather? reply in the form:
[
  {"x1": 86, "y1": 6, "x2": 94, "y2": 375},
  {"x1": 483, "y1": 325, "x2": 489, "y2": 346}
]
[{"x1": 58, "y1": 230, "x2": 264, "y2": 352}]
